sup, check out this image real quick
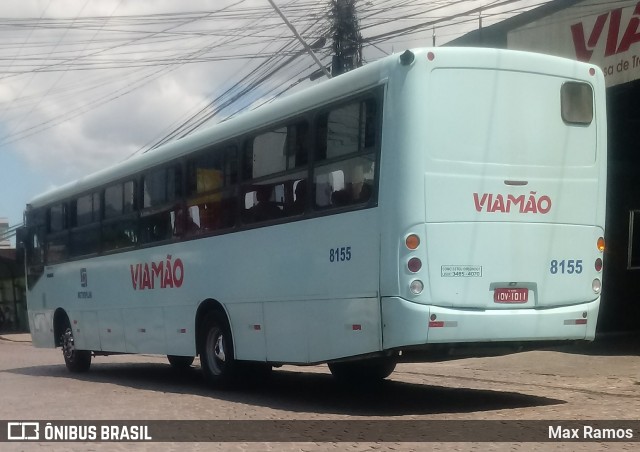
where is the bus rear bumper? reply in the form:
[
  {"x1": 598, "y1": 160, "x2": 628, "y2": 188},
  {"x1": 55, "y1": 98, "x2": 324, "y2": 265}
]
[{"x1": 381, "y1": 296, "x2": 600, "y2": 349}]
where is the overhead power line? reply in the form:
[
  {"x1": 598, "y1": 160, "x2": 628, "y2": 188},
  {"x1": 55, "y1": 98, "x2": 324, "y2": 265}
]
[{"x1": 0, "y1": 1, "x2": 565, "y2": 155}]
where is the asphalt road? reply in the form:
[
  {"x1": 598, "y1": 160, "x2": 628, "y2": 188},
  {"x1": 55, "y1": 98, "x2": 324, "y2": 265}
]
[{"x1": 0, "y1": 334, "x2": 639, "y2": 451}]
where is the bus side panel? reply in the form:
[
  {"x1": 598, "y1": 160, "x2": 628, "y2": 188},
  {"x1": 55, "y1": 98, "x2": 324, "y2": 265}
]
[
  {"x1": 226, "y1": 302, "x2": 267, "y2": 361},
  {"x1": 80, "y1": 311, "x2": 102, "y2": 351},
  {"x1": 98, "y1": 308, "x2": 126, "y2": 352},
  {"x1": 216, "y1": 210, "x2": 381, "y2": 363},
  {"x1": 163, "y1": 305, "x2": 197, "y2": 356},
  {"x1": 28, "y1": 310, "x2": 55, "y2": 348},
  {"x1": 124, "y1": 307, "x2": 165, "y2": 354},
  {"x1": 263, "y1": 297, "x2": 381, "y2": 364}
]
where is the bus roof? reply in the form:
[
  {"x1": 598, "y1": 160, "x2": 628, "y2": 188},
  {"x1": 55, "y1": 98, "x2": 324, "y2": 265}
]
[{"x1": 27, "y1": 47, "x2": 600, "y2": 209}]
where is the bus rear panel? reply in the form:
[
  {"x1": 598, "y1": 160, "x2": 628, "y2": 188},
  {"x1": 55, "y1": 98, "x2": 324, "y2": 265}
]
[{"x1": 381, "y1": 49, "x2": 606, "y2": 351}]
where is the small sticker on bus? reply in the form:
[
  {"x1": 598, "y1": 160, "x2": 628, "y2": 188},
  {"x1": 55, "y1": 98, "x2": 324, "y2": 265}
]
[{"x1": 441, "y1": 265, "x2": 482, "y2": 277}]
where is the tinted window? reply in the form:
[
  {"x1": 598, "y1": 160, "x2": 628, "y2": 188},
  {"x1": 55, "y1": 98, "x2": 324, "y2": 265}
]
[
  {"x1": 49, "y1": 204, "x2": 66, "y2": 232},
  {"x1": 561, "y1": 82, "x2": 593, "y2": 125},
  {"x1": 185, "y1": 146, "x2": 238, "y2": 234},
  {"x1": 187, "y1": 145, "x2": 237, "y2": 196},
  {"x1": 124, "y1": 181, "x2": 135, "y2": 213},
  {"x1": 103, "y1": 219, "x2": 138, "y2": 251},
  {"x1": 243, "y1": 171, "x2": 307, "y2": 223},
  {"x1": 104, "y1": 184, "x2": 123, "y2": 219},
  {"x1": 314, "y1": 156, "x2": 375, "y2": 209},
  {"x1": 244, "y1": 122, "x2": 309, "y2": 179},
  {"x1": 314, "y1": 97, "x2": 378, "y2": 210},
  {"x1": 317, "y1": 99, "x2": 376, "y2": 160},
  {"x1": 143, "y1": 166, "x2": 181, "y2": 208},
  {"x1": 76, "y1": 193, "x2": 101, "y2": 226}
]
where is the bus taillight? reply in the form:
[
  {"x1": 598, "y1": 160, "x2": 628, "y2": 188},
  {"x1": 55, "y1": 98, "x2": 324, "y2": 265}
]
[
  {"x1": 595, "y1": 258, "x2": 603, "y2": 272},
  {"x1": 405, "y1": 234, "x2": 420, "y2": 250},
  {"x1": 597, "y1": 237, "x2": 605, "y2": 252},
  {"x1": 408, "y1": 257, "x2": 422, "y2": 273}
]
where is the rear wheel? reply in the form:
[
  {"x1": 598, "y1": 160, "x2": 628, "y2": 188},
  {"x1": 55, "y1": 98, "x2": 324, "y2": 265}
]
[
  {"x1": 61, "y1": 325, "x2": 91, "y2": 373},
  {"x1": 328, "y1": 356, "x2": 396, "y2": 384},
  {"x1": 200, "y1": 312, "x2": 236, "y2": 387},
  {"x1": 167, "y1": 355, "x2": 195, "y2": 370}
]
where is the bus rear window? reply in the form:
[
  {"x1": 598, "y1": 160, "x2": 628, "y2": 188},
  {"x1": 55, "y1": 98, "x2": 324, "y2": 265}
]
[{"x1": 561, "y1": 82, "x2": 593, "y2": 125}]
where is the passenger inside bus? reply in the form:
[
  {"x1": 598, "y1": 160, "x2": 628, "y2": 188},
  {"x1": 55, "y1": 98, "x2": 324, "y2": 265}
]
[
  {"x1": 291, "y1": 180, "x2": 306, "y2": 214},
  {"x1": 248, "y1": 186, "x2": 282, "y2": 222}
]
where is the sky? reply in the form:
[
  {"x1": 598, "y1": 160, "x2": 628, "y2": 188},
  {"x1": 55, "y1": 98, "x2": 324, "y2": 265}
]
[{"x1": 0, "y1": 0, "x2": 553, "y2": 235}]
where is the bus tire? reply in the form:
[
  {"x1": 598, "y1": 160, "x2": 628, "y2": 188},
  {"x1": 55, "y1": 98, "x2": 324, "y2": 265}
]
[
  {"x1": 328, "y1": 356, "x2": 396, "y2": 384},
  {"x1": 200, "y1": 312, "x2": 236, "y2": 387},
  {"x1": 61, "y1": 325, "x2": 91, "y2": 373},
  {"x1": 167, "y1": 355, "x2": 195, "y2": 369}
]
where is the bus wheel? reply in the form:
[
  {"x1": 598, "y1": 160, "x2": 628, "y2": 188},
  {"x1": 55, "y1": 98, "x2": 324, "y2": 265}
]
[
  {"x1": 328, "y1": 357, "x2": 396, "y2": 384},
  {"x1": 167, "y1": 355, "x2": 194, "y2": 369},
  {"x1": 200, "y1": 312, "x2": 236, "y2": 387},
  {"x1": 61, "y1": 326, "x2": 91, "y2": 373}
]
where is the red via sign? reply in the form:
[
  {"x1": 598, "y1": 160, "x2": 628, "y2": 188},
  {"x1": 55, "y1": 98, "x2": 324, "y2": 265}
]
[{"x1": 494, "y1": 288, "x2": 528, "y2": 304}]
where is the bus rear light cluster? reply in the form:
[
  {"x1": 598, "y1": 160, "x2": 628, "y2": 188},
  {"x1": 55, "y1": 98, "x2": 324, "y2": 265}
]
[
  {"x1": 595, "y1": 236, "x2": 604, "y2": 275},
  {"x1": 405, "y1": 234, "x2": 423, "y2": 294}
]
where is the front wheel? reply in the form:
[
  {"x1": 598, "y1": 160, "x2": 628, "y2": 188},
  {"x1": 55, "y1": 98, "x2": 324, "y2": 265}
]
[
  {"x1": 200, "y1": 312, "x2": 236, "y2": 387},
  {"x1": 61, "y1": 326, "x2": 91, "y2": 373}
]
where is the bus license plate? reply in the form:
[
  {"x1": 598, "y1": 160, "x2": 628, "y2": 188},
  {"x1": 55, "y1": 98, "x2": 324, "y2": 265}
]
[{"x1": 494, "y1": 288, "x2": 528, "y2": 303}]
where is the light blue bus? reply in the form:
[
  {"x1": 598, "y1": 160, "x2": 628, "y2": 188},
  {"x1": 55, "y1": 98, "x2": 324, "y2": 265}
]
[{"x1": 20, "y1": 47, "x2": 607, "y2": 386}]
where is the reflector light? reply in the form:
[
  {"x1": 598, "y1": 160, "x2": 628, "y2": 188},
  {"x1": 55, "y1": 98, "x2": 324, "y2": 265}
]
[
  {"x1": 592, "y1": 278, "x2": 602, "y2": 294},
  {"x1": 427, "y1": 52, "x2": 435, "y2": 61},
  {"x1": 589, "y1": 68, "x2": 596, "y2": 76},
  {"x1": 405, "y1": 234, "x2": 420, "y2": 250},
  {"x1": 408, "y1": 257, "x2": 422, "y2": 273},
  {"x1": 597, "y1": 237, "x2": 605, "y2": 252},
  {"x1": 410, "y1": 280, "x2": 424, "y2": 295},
  {"x1": 429, "y1": 321, "x2": 444, "y2": 328},
  {"x1": 595, "y1": 258, "x2": 603, "y2": 272}
]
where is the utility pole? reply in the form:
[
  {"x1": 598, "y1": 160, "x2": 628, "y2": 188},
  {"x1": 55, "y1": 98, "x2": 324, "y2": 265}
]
[{"x1": 329, "y1": 0, "x2": 362, "y2": 76}]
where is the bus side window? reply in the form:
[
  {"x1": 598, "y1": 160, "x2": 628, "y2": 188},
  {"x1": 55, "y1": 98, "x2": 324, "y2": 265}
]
[
  {"x1": 69, "y1": 192, "x2": 101, "y2": 257},
  {"x1": 102, "y1": 181, "x2": 138, "y2": 251},
  {"x1": 46, "y1": 203, "x2": 69, "y2": 263},
  {"x1": 140, "y1": 165, "x2": 182, "y2": 244},
  {"x1": 242, "y1": 121, "x2": 310, "y2": 224},
  {"x1": 186, "y1": 145, "x2": 238, "y2": 234},
  {"x1": 314, "y1": 98, "x2": 378, "y2": 210}
]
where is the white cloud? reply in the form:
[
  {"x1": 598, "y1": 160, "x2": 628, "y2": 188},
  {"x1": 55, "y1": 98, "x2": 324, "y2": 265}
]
[{"x1": 0, "y1": 0, "x2": 552, "y2": 226}]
